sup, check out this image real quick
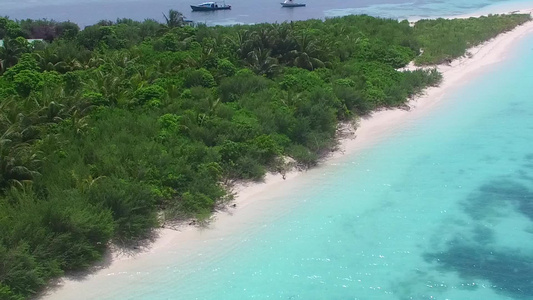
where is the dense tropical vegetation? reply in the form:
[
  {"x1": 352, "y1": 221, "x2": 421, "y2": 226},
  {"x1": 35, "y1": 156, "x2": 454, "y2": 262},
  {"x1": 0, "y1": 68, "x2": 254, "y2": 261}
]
[
  {"x1": 0, "y1": 11, "x2": 529, "y2": 299},
  {"x1": 414, "y1": 14, "x2": 530, "y2": 64}
]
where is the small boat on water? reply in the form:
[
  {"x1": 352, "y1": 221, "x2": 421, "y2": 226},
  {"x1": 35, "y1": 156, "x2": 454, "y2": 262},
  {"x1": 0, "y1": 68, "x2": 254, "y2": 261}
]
[
  {"x1": 191, "y1": 1, "x2": 231, "y2": 11},
  {"x1": 281, "y1": 0, "x2": 305, "y2": 7}
]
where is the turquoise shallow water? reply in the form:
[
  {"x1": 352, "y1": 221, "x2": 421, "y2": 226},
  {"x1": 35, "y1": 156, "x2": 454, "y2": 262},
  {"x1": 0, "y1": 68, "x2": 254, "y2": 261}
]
[{"x1": 62, "y1": 25, "x2": 533, "y2": 300}]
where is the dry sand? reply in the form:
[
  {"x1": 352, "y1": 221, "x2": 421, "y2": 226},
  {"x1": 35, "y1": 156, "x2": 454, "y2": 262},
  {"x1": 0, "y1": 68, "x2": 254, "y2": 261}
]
[{"x1": 40, "y1": 8, "x2": 533, "y2": 300}]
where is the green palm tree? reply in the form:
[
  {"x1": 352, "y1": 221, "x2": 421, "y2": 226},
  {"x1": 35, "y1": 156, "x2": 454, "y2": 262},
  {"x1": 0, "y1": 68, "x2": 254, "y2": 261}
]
[
  {"x1": 226, "y1": 29, "x2": 256, "y2": 60},
  {"x1": 0, "y1": 37, "x2": 25, "y2": 73},
  {"x1": 269, "y1": 23, "x2": 297, "y2": 58},
  {"x1": 163, "y1": 10, "x2": 185, "y2": 28},
  {"x1": 246, "y1": 47, "x2": 279, "y2": 77},
  {"x1": 33, "y1": 41, "x2": 92, "y2": 72},
  {"x1": 85, "y1": 68, "x2": 131, "y2": 106},
  {"x1": 253, "y1": 27, "x2": 274, "y2": 50},
  {"x1": 290, "y1": 31, "x2": 325, "y2": 70},
  {"x1": 0, "y1": 124, "x2": 41, "y2": 189},
  {"x1": 70, "y1": 109, "x2": 89, "y2": 136}
]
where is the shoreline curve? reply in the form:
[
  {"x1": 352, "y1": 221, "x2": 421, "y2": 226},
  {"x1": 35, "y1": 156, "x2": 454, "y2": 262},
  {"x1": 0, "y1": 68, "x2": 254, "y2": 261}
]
[{"x1": 39, "y1": 7, "x2": 533, "y2": 300}]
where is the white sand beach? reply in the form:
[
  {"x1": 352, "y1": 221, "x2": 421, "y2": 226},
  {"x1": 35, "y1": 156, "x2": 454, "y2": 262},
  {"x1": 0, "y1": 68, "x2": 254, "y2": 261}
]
[{"x1": 40, "y1": 8, "x2": 533, "y2": 300}]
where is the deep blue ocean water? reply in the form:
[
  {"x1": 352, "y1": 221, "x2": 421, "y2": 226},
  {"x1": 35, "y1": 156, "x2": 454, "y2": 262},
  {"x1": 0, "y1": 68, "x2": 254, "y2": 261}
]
[
  {"x1": 3, "y1": 0, "x2": 533, "y2": 26},
  {"x1": 29, "y1": 0, "x2": 533, "y2": 299}
]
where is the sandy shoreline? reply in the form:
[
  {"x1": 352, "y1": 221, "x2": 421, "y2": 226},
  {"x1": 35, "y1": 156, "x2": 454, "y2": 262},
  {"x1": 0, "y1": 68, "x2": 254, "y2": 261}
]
[{"x1": 40, "y1": 8, "x2": 533, "y2": 300}]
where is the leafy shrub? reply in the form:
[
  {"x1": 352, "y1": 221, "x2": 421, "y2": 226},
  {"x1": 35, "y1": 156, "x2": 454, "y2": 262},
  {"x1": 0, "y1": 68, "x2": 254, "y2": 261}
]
[
  {"x1": 88, "y1": 178, "x2": 157, "y2": 242},
  {"x1": 84, "y1": 91, "x2": 109, "y2": 106},
  {"x1": 179, "y1": 192, "x2": 215, "y2": 217},
  {"x1": 0, "y1": 283, "x2": 23, "y2": 300},
  {"x1": 13, "y1": 70, "x2": 42, "y2": 97},
  {"x1": 248, "y1": 134, "x2": 282, "y2": 165},
  {"x1": 288, "y1": 144, "x2": 318, "y2": 168},
  {"x1": 134, "y1": 85, "x2": 167, "y2": 106},
  {"x1": 216, "y1": 58, "x2": 237, "y2": 78},
  {"x1": 183, "y1": 68, "x2": 216, "y2": 88},
  {"x1": 3, "y1": 53, "x2": 39, "y2": 80},
  {"x1": 218, "y1": 72, "x2": 271, "y2": 101}
]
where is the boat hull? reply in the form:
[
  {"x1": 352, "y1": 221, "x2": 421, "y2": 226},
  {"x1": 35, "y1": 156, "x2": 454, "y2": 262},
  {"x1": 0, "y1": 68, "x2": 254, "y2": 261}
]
[
  {"x1": 280, "y1": 3, "x2": 306, "y2": 7},
  {"x1": 191, "y1": 5, "x2": 231, "y2": 11}
]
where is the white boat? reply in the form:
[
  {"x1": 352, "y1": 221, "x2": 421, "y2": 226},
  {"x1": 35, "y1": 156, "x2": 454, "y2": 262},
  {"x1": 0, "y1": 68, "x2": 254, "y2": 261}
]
[
  {"x1": 191, "y1": 1, "x2": 231, "y2": 11},
  {"x1": 281, "y1": 0, "x2": 305, "y2": 7}
]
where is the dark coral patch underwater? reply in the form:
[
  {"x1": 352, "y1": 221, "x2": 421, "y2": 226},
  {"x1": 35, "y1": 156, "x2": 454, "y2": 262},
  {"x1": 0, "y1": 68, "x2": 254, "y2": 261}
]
[
  {"x1": 424, "y1": 243, "x2": 533, "y2": 299},
  {"x1": 424, "y1": 175, "x2": 533, "y2": 299}
]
